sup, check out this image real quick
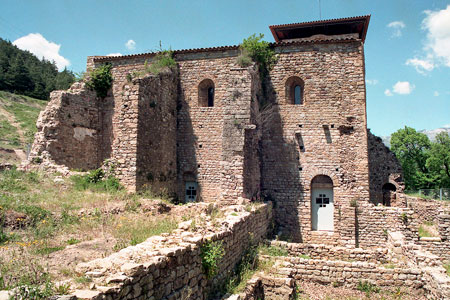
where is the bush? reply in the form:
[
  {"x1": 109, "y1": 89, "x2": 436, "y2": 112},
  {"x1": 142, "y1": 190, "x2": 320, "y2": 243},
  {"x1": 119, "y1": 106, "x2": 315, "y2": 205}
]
[
  {"x1": 86, "y1": 63, "x2": 113, "y2": 98},
  {"x1": 146, "y1": 50, "x2": 176, "y2": 75},
  {"x1": 200, "y1": 240, "x2": 225, "y2": 279},
  {"x1": 237, "y1": 33, "x2": 277, "y2": 77}
]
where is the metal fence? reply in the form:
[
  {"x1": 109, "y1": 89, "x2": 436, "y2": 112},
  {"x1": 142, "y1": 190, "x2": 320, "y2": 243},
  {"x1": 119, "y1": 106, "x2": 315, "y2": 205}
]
[{"x1": 406, "y1": 188, "x2": 450, "y2": 201}]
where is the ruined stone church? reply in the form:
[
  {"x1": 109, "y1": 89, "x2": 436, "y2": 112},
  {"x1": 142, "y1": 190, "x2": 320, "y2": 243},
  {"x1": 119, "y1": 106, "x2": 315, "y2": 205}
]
[{"x1": 28, "y1": 15, "x2": 405, "y2": 246}]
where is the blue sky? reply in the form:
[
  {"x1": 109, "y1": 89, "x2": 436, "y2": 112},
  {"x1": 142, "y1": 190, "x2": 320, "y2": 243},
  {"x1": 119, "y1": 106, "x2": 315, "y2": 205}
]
[{"x1": 1, "y1": 0, "x2": 449, "y2": 137}]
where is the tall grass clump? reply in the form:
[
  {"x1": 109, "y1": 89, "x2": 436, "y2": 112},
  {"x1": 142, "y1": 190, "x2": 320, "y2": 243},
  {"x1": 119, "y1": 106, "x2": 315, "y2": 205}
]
[{"x1": 70, "y1": 168, "x2": 122, "y2": 192}]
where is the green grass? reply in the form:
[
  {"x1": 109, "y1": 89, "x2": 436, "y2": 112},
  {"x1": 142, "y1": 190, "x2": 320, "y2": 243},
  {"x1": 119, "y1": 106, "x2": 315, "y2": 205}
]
[
  {"x1": 0, "y1": 119, "x2": 21, "y2": 148},
  {"x1": 0, "y1": 90, "x2": 47, "y2": 149},
  {"x1": 224, "y1": 244, "x2": 275, "y2": 295},
  {"x1": 113, "y1": 216, "x2": 178, "y2": 250},
  {"x1": 418, "y1": 225, "x2": 437, "y2": 238},
  {"x1": 444, "y1": 263, "x2": 450, "y2": 277},
  {"x1": 258, "y1": 244, "x2": 289, "y2": 257},
  {"x1": 34, "y1": 245, "x2": 65, "y2": 255}
]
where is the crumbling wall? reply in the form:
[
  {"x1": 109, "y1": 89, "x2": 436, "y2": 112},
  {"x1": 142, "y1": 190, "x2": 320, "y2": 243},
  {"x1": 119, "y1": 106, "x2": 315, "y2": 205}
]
[
  {"x1": 261, "y1": 41, "x2": 369, "y2": 245},
  {"x1": 28, "y1": 82, "x2": 100, "y2": 171},
  {"x1": 62, "y1": 204, "x2": 272, "y2": 300},
  {"x1": 358, "y1": 206, "x2": 418, "y2": 248},
  {"x1": 367, "y1": 129, "x2": 404, "y2": 205}
]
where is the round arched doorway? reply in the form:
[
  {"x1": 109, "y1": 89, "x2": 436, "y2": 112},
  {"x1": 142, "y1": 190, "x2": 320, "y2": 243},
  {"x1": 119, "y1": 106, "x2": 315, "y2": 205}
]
[{"x1": 311, "y1": 175, "x2": 334, "y2": 231}]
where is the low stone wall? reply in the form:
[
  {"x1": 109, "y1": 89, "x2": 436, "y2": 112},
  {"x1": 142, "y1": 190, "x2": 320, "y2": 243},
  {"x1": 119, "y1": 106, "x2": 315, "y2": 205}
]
[
  {"x1": 387, "y1": 230, "x2": 450, "y2": 299},
  {"x1": 418, "y1": 239, "x2": 450, "y2": 262},
  {"x1": 406, "y1": 195, "x2": 444, "y2": 223},
  {"x1": 358, "y1": 206, "x2": 418, "y2": 248},
  {"x1": 270, "y1": 240, "x2": 389, "y2": 263},
  {"x1": 224, "y1": 274, "x2": 295, "y2": 300},
  {"x1": 275, "y1": 256, "x2": 423, "y2": 289},
  {"x1": 55, "y1": 203, "x2": 271, "y2": 300}
]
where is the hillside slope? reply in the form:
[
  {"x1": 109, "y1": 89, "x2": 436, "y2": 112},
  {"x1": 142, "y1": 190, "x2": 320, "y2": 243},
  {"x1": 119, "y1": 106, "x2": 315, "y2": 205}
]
[{"x1": 0, "y1": 91, "x2": 47, "y2": 164}]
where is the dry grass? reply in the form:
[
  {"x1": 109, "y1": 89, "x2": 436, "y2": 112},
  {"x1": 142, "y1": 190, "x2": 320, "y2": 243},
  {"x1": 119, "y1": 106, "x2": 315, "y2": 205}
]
[{"x1": 0, "y1": 168, "x2": 180, "y2": 290}]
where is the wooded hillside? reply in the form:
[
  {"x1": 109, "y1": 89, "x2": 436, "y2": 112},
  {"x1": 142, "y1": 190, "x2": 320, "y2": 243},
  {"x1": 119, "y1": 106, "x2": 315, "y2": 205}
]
[{"x1": 0, "y1": 38, "x2": 75, "y2": 100}]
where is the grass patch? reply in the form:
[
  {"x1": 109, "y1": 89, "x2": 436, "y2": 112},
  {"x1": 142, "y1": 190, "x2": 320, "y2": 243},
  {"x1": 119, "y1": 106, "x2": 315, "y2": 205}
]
[
  {"x1": 224, "y1": 243, "x2": 275, "y2": 295},
  {"x1": 356, "y1": 281, "x2": 380, "y2": 297},
  {"x1": 258, "y1": 244, "x2": 289, "y2": 257},
  {"x1": 0, "y1": 91, "x2": 47, "y2": 148},
  {"x1": 66, "y1": 238, "x2": 80, "y2": 245},
  {"x1": 34, "y1": 245, "x2": 65, "y2": 255},
  {"x1": 444, "y1": 263, "x2": 450, "y2": 277},
  {"x1": 113, "y1": 215, "x2": 178, "y2": 250},
  {"x1": 419, "y1": 224, "x2": 438, "y2": 238}
]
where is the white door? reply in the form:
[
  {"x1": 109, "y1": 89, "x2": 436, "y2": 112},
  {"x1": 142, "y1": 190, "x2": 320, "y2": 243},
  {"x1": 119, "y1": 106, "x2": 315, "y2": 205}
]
[
  {"x1": 185, "y1": 182, "x2": 198, "y2": 202},
  {"x1": 311, "y1": 188, "x2": 334, "y2": 231}
]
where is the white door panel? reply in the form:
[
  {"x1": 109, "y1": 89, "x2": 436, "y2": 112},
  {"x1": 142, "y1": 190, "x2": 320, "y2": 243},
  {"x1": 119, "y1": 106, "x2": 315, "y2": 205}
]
[{"x1": 311, "y1": 188, "x2": 334, "y2": 231}]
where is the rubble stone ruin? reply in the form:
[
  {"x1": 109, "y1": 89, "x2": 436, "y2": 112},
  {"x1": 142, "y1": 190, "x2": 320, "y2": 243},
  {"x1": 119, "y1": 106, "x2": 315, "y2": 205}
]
[
  {"x1": 28, "y1": 15, "x2": 404, "y2": 246},
  {"x1": 23, "y1": 15, "x2": 450, "y2": 300}
]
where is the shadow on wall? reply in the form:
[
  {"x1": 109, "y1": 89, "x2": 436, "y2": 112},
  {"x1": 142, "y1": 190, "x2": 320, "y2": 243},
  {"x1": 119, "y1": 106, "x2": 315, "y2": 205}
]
[
  {"x1": 260, "y1": 77, "x2": 303, "y2": 242},
  {"x1": 176, "y1": 65, "x2": 200, "y2": 203}
]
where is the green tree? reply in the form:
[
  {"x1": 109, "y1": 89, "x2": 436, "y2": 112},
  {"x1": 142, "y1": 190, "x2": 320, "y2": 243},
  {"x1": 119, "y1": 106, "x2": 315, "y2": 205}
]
[
  {"x1": 0, "y1": 38, "x2": 75, "y2": 99},
  {"x1": 391, "y1": 126, "x2": 433, "y2": 190},
  {"x1": 426, "y1": 132, "x2": 450, "y2": 187}
]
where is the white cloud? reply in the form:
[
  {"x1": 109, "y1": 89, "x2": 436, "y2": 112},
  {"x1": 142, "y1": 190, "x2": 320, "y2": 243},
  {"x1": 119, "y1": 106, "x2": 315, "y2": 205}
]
[
  {"x1": 443, "y1": 124, "x2": 450, "y2": 128},
  {"x1": 405, "y1": 57, "x2": 435, "y2": 74},
  {"x1": 13, "y1": 33, "x2": 70, "y2": 70},
  {"x1": 365, "y1": 79, "x2": 378, "y2": 85},
  {"x1": 387, "y1": 21, "x2": 406, "y2": 37},
  {"x1": 423, "y1": 5, "x2": 450, "y2": 67},
  {"x1": 434, "y1": 91, "x2": 440, "y2": 96},
  {"x1": 125, "y1": 40, "x2": 136, "y2": 51},
  {"x1": 393, "y1": 81, "x2": 415, "y2": 95},
  {"x1": 106, "y1": 53, "x2": 122, "y2": 56},
  {"x1": 384, "y1": 89, "x2": 393, "y2": 96}
]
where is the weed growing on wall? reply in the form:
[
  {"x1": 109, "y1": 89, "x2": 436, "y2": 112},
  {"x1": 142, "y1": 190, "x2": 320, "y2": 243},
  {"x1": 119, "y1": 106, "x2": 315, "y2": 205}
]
[
  {"x1": 86, "y1": 63, "x2": 113, "y2": 98},
  {"x1": 146, "y1": 49, "x2": 176, "y2": 75},
  {"x1": 200, "y1": 240, "x2": 225, "y2": 279},
  {"x1": 237, "y1": 33, "x2": 277, "y2": 78}
]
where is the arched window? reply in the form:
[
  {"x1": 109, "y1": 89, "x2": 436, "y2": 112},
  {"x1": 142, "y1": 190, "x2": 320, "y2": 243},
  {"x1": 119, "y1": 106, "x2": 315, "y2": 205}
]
[
  {"x1": 198, "y1": 79, "x2": 215, "y2": 107},
  {"x1": 311, "y1": 175, "x2": 334, "y2": 231},
  {"x1": 285, "y1": 76, "x2": 304, "y2": 105}
]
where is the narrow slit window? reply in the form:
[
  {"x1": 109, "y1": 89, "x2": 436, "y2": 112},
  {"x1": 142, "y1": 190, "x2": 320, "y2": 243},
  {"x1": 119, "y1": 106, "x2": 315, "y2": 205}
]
[
  {"x1": 294, "y1": 85, "x2": 302, "y2": 105},
  {"x1": 208, "y1": 87, "x2": 214, "y2": 107},
  {"x1": 198, "y1": 79, "x2": 215, "y2": 107}
]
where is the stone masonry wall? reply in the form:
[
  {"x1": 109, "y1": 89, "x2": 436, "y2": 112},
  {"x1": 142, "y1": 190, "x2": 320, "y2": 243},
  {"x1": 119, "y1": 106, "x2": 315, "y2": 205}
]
[
  {"x1": 276, "y1": 256, "x2": 424, "y2": 290},
  {"x1": 67, "y1": 204, "x2": 272, "y2": 300},
  {"x1": 28, "y1": 82, "x2": 100, "y2": 171},
  {"x1": 271, "y1": 240, "x2": 389, "y2": 263},
  {"x1": 358, "y1": 206, "x2": 418, "y2": 248},
  {"x1": 367, "y1": 130, "x2": 404, "y2": 205},
  {"x1": 176, "y1": 51, "x2": 258, "y2": 203},
  {"x1": 419, "y1": 209, "x2": 450, "y2": 261},
  {"x1": 406, "y1": 195, "x2": 445, "y2": 223},
  {"x1": 135, "y1": 72, "x2": 177, "y2": 194},
  {"x1": 261, "y1": 41, "x2": 369, "y2": 245}
]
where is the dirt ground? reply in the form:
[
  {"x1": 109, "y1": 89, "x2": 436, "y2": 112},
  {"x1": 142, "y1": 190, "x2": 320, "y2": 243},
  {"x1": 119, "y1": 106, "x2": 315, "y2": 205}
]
[{"x1": 296, "y1": 281, "x2": 427, "y2": 300}]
